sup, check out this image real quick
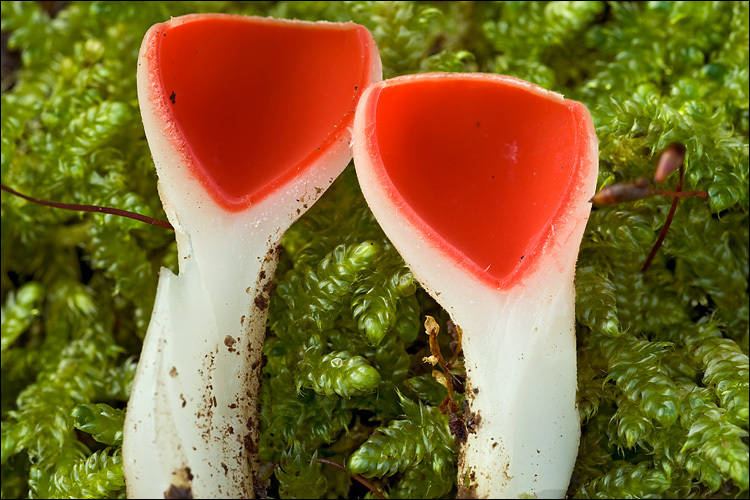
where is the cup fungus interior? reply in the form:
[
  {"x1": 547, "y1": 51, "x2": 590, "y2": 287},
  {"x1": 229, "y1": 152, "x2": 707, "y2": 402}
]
[
  {"x1": 371, "y1": 78, "x2": 583, "y2": 288},
  {"x1": 153, "y1": 17, "x2": 372, "y2": 211}
]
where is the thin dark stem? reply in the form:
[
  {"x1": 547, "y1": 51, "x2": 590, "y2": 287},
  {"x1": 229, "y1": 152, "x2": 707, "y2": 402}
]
[
  {"x1": 650, "y1": 189, "x2": 708, "y2": 199},
  {"x1": 315, "y1": 458, "x2": 386, "y2": 499},
  {"x1": 642, "y1": 166, "x2": 683, "y2": 272},
  {"x1": 1, "y1": 184, "x2": 174, "y2": 230}
]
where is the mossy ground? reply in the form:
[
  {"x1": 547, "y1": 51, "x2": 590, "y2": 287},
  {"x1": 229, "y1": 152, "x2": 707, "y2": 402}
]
[{"x1": 1, "y1": 2, "x2": 747, "y2": 498}]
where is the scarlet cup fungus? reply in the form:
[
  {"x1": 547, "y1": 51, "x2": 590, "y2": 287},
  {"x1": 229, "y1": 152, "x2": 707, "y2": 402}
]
[
  {"x1": 352, "y1": 73, "x2": 598, "y2": 498},
  {"x1": 124, "y1": 14, "x2": 380, "y2": 498}
]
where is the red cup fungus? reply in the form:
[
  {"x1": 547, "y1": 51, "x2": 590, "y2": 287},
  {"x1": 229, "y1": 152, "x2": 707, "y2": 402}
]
[
  {"x1": 353, "y1": 73, "x2": 598, "y2": 498},
  {"x1": 124, "y1": 14, "x2": 381, "y2": 499}
]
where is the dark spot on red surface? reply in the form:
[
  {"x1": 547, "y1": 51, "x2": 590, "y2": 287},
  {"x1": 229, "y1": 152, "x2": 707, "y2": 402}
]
[{"x1": 170, "y1": 91, "x2": 176, "y2": 104}]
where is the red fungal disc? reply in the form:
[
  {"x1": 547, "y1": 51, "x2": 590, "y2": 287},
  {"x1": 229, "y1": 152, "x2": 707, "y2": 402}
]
[
  {"x1": 148, "y1": 16, "x2": 374, "y2": 211},
  {"x1": 360, "y1": 74, "x2": 593, "y2": 289}
]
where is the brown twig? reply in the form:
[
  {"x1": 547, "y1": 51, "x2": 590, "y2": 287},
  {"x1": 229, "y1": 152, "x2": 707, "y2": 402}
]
[
  {"x1": 587, "y1": 142, "x2": 709, "y2": 273},
  {"x1": 642, "y1": 164, "x2": 683, "y2": 273},
  {"x1": 423, "y1": 316, "x2": 456, "y2": 402},
  {"x1": 650, "y1": 189, "x2": 708, "y2": 199},
  {"x1": 589, "y1": 179, "x2": 707, "y2": 206},
  {"x1": 315, "y1": 458, "x2": 386, "y2": 499},
  {"x1": 1, "y1": 183, "x2": 174, "y2": 230}
]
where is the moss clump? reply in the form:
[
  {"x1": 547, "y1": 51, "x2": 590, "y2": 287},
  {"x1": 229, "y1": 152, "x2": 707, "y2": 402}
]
[{"x1": 2, "y1": 1, "x2": 747, "y2": 498}]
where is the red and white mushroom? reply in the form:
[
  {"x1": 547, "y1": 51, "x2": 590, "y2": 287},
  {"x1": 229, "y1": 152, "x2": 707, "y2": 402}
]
[
  {"x1": 353, "y1": 73, "x2": 598, "y2": 498},
  {"x1": 124, "y1": 14, "x2": 380, "y2": 498}
]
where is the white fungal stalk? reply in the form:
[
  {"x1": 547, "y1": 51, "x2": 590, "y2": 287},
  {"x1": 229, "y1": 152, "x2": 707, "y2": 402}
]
[
  {"x1": 451, "y1": 258, "x2": 583, "y2": 498},
  {"x1": 123, "y1": 203, "x2": 285, "y2": 499},
  {"x1": 353, "y1": 73, "x2": 598, "y2": 498}
]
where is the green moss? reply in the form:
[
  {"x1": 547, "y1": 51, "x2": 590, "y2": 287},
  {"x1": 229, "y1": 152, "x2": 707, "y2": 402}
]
[{"x1": 1, "y1": 1, "x2": 747, "y2": 498}]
